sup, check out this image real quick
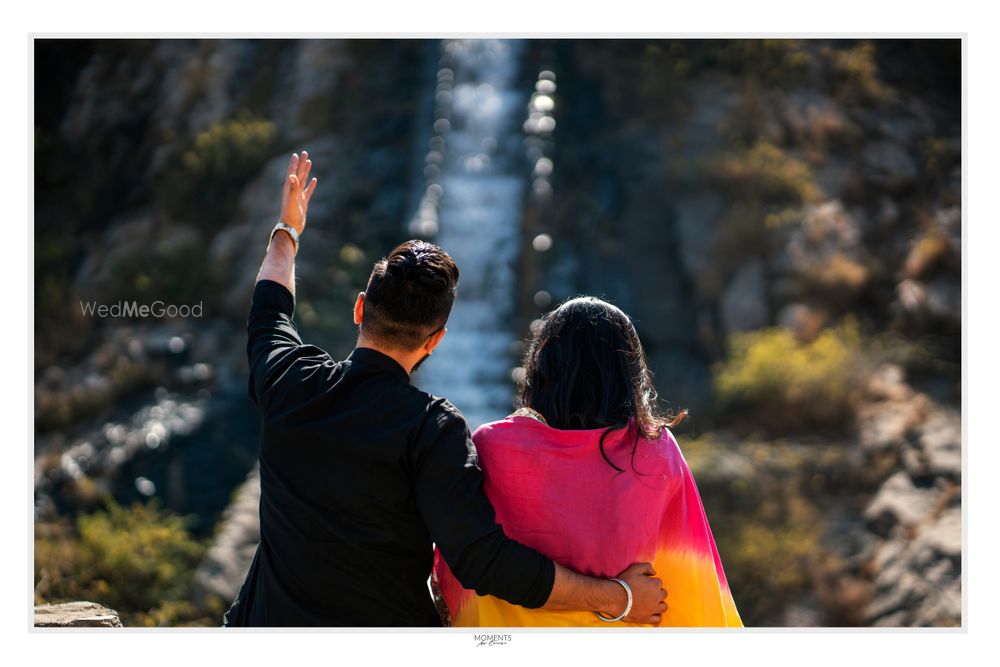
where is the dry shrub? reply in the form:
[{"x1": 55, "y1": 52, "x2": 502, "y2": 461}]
[
  {"x1": 714, "y1": 315, "x2": 863, "y2": 433},
  {"x1": 34, "y1": 500, "x2": 217, "y2": 626}
]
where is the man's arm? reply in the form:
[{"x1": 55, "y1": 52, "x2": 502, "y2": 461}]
[
  {"x1": 257, "y1": 231, "x2": 297, "y2": 295},
  {"x1": 247, "y1": 151, "x2": 319, "y2": 408},
  {"x1": 414, "y1": 409, "x2": 667, "y2": 624},
  {"x1": 246, "y1": 279, "x2": 303, "y2": 408},
  {"x1": 546, "y1": 562, "x2": 666, "y2": 623},
  {"x1": 255, "y1": 150, "x2": 318, "y2": 295}
]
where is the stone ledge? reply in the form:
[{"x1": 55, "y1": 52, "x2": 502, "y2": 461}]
[{"x1": 34, "y1": 601, "x2": 123, "y2": 627}]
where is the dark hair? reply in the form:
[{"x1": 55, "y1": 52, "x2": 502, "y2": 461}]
[
  {"x1": 361, "y1": 240, "x2": 460, "y2": 350},
  {"x1": 516, "y1": 296, "x2": 688, "y2": 473}
]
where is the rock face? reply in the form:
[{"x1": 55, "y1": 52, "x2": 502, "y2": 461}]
[
  {"x1": 538, "y1": 41, "x2": 960, "y2": 421},
  {"x1": 35, "y1": 36, "x2": 426, "y2": 597},
  {"x1": 866, "y1": 504, "x2": 961, "y2": 627},
  {"x1": 685, "y1": 364, "x2": 961, "y2": 628},
  {"x1": 720, "y1": 258, "x2": 768, "y2": 334},
  {"x1": 856, "y1": 364, "x2": 962, "y2": 626},
  {"x1": 34, "y1": 601, "x2": 123, "y2": 627},
  {"x1": 35, "y1": 39, "x2": 962, "y2": 628},
  {"x1": 192, "y1": 466, "x2": 261, "y2": 606}
]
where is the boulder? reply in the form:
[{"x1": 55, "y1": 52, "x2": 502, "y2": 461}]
[
  {"x1": 865, "y1": 508, "x2": 962, "y2": 627},
  {"x1": 857, "y1": 393, "x2": 929, "y2": 455},
  {"x1": 924, "y1": 275, "x2": 961, "y2": 325},
  {"x1": 894, "y1": 276, "x2": 961, "y2": 327},
  {"x1": 861, "y1": 363, "x2": 911, "y2": 402},
  {"x1": 916, "y1": 507, "x2": 961, "y2": 560},
  {"x1": 863, "y1": 471, "x2": 940, "y2": 535},
  {"x1": 34, "y1": 601, "x2": 123, "y2": 628},
  {"x1": 776, "y1": 302, "x2": 828, "y2": 343},
  {"x1": 862, "y1": 141, "x2": 918, "y2": 190},
  {"x1": 719, "y1": 258, "x2": 769, "y2": 334},
  {"x1": 907, "y1": 407, "x2": 962, "y2": 479},
  {"x1": 772, "y1": 199, "x2": 870, "y2": 304},
  {"x1": 73, "y1": 210, "x2": 158, "y2": 299}
]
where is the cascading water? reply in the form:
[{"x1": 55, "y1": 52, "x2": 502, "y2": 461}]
[
  {"x1": 408, "y1": 39, "x2": 529, "y2": 431},
  {"x1": 195, "y1": 40, "x2": 545, "y2": 602}
]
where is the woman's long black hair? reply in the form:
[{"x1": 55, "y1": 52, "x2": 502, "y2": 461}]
[{"x1": 515, "y1": 296, "x2": 688, "y2": 473}]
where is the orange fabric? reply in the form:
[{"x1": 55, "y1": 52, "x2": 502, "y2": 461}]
[{"x1": 431, "y1": 416, "x2": 742, "y2": 627}]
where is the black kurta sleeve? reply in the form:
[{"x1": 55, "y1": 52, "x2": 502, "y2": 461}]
[
  {"x1": 246, "y1": 279, "x2": 305, "y2": 412},
  {"x1": 411, "y1": 402, "x2": 555, "y2": 609}
]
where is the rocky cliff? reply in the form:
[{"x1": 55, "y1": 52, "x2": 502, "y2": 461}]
[{"x1": 34, "y1": 38, "x2": 961, "y2": 627}]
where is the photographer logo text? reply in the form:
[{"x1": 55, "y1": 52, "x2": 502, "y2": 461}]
[{"x1": 474, "y1": 634, "x2": 511, "y2": 647}]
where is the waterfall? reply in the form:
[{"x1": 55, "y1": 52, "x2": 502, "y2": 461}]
[
  {"x1": 409, "y1": 39, "x2": 529, "y2": 431},
  {"x1": 193, "y1": 39, "x2": 535, "y2": 607}
]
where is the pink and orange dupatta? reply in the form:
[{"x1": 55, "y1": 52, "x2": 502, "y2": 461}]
[{"x1": 431, "y1": 414, "x2": 742, "y2": 627}]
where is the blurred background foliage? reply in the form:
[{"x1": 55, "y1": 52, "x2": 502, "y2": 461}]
[
  {"x1": 153, "y1": 114, "x2": 277, "y2": 225},
  {"x1": 34, "y1": 38, "x2": 960, "y2": 627},
  {"x1": 34, "y1": 499, "x2": 221, "y2": 626},
  {"x1": 714, "y1": 316, "x2": 862, "y2": 433}
]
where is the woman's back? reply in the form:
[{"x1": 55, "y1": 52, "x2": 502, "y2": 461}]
[{"x1": 432, "y1": 413, "x2": 743, "y2": 627}]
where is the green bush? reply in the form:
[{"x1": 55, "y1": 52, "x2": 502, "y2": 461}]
[
  {"x1": 714, "y1": 316, "x2": 863, "y2": 432},
  {"x1": 154, "y1": 114, "x2": 277, "y2": 225},
  {"x1": 711, "y1": 39, "x2": 815, "y2": 90},
  {"x1": 704, "y1": 140, "x2": 822, "y2": 206},
  {"x1": 691, "y1": 141, "x2": 824, "y2": 288},
  {"x1": 35, "y1": 499, "x2": 214, "y2": 627},
  {"x1": 35, "y1": 234, "x2": 93, "y2": 367},
  {"x1": 685, "y1": 436, "x2": 867, "y2": 626},
  {"x1": 107, "y1": 234, "x2": 219, "y2": 307},
  {"x1": 714, "y1": 493, "x2": 825, "y2": 624},
  {"x1": 821, "y1": 41, "x2": 894, "y2": 107}
]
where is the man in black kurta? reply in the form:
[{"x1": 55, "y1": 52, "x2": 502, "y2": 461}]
[{"x1": 224, "y1": 279, "x2": 553, "y2": 626}]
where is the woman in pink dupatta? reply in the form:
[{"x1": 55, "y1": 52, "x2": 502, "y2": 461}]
[{"x1": 432, "y1": 296, "x2": 742, "y2": 627}]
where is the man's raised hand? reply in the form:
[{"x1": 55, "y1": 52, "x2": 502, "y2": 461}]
[{"x1": 281, "y1": 151, "x2": 318, "y2": 235}]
